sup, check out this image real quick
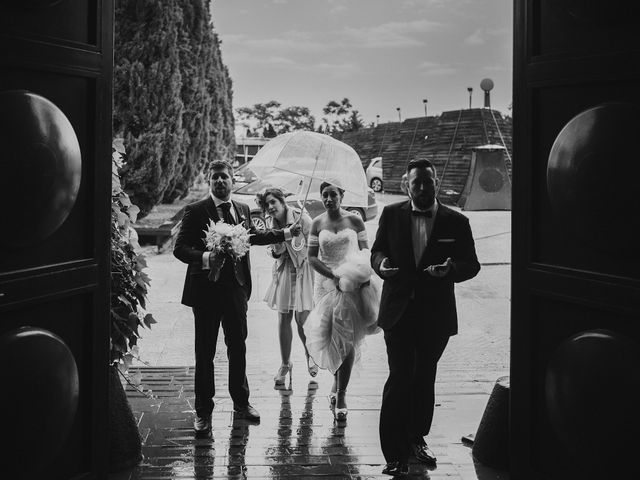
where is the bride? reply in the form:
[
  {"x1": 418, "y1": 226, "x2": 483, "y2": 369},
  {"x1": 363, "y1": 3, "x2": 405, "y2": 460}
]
[{"x1": 303, "y1": 182, "x2": 380, "y2": 421}]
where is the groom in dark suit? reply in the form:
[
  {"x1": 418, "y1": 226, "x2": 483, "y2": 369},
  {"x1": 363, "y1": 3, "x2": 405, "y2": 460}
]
[
  {"x1": 174, "y1": 160, "x2": 301, "y2": 433},
  {"x1": 372, "y1": 158, "x2": 480, "y2": 476}
]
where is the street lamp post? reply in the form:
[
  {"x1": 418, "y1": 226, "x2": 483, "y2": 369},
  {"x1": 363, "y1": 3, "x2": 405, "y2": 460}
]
[
  {"x1": 397, "y1": 107, "x2": 401, "y2": 122},
  {"x1": 467, "y1": 87, "x2": 473, "y2": 109},
  {"x1": 423, "y1": 98, "x2": 428, "y2": 116}
]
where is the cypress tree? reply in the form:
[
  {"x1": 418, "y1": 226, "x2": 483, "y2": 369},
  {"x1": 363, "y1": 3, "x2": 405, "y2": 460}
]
[
  {"x1": 114, "y1": 0, "x2": 235, "y2": 216},
  {"x1": 162, "y1": 0, "x2": 209, "y2": 203}
]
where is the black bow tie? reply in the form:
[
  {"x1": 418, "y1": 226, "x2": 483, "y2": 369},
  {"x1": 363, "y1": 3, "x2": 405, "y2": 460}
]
[{"x1": 412, "y1": 210, "x2": 432, "y2": 218}]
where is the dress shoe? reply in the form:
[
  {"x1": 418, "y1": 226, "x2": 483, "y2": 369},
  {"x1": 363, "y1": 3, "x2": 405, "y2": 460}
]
[
  {"x1": 274, "y1": 361, "x2": 292, "y2": 384},
  {"x1": 234, "y1": 403, "x2": 260, "y2": 422},
  {"x1": 382, "y1": 461, "x2": 409, "y2": 476},
  {"x1": 411, "y1": 437, "x2": 437, "y2": 465},
  {"x1": 193, "y1": 415, "x2": 211, "y2": 433}
]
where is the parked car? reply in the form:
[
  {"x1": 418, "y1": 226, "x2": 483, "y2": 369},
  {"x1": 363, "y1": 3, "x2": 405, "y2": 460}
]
[
  {"x1": 366, "y1": 156, "x2": 383, "y2": 192},
  {"x1": 232, "y1": 162, "x2": 257, "y2": 188},
  {"x1": 232, "y1": 178, "x2": 378, "y2": 230}
]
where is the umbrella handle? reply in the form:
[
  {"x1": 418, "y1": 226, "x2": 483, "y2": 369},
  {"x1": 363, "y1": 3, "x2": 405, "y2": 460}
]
[
  {"x1": 290, "y1": 209, "x2": 305, "y2": 251},
  {"x1": 290, "y1": 178, "x2": 313, "y2": 252}
]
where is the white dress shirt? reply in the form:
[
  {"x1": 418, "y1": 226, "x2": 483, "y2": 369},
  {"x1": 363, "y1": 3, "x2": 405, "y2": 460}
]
[{"x1": 410, "y1": 201, "x2": 438, "y2": 266}]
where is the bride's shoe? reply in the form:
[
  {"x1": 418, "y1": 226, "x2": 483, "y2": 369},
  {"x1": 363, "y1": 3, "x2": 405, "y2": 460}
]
[
  {"x1": 307, "y1": 356, "x2": 319, "y2": 378},
  {"x1": 333, "y1": 390, "x2": 347, "y2": 421},
  {"x1": 334, "y1": 407, "x2": 348, "y2": 421},
  {"x1": 274, "y1": 362, "x2": 292, "y2": 385}
]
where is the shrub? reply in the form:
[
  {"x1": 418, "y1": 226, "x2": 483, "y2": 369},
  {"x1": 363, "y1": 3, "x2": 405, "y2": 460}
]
[{"x1": 110, "y1": 139, "x2": 156, "y2": 368}]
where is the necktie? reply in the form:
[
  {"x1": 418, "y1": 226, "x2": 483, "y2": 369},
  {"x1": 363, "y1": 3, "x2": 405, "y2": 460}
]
[
  {"x1": 412, "y1": 209, "x2": 432, "y2": 218},
  {"x1": 220, "y1": 202, "x2": 235, "y2": 225}
]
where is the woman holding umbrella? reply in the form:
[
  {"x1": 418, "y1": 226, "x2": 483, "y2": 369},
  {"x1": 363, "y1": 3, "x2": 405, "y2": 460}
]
[
  {"x1": 304, "y1": 182, "x2": 380, "y2": 421},
  {"x1": 256, "y1": 188, "x2": 318, "y2": 384}
]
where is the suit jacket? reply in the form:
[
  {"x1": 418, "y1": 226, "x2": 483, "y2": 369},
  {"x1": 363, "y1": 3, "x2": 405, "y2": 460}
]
[
  {"x1": 174, "y1": 196, "x2": 287, "y2": 307},
  {"x1": 371, "y1": 200, "x2": 480, "y2": 335}
]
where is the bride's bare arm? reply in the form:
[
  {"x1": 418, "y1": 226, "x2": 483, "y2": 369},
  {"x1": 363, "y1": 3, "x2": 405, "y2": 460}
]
[
  {"x1": 349, "y1": 215, "x2": 369, "y2": 250},
  {"x1": 308, "y1": 218, "x2": 336, "y2": 279}
]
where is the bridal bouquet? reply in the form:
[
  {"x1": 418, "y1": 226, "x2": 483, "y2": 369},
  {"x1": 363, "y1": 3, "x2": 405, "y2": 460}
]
[{"x1": 203, "y1": 220, "x2": 250, "y2": 281}]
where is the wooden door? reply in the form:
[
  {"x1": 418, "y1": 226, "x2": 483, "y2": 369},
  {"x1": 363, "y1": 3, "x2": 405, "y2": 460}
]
[
  {"x1": 0, "y1": 1, "x2": 113, "y2": 478},
  {"x1": 512, "y1": 1, "x2": 640, "y2": 478}
]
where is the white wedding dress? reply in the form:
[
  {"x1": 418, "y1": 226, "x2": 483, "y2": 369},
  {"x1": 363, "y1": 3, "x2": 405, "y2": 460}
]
[{"x1": 303, "y1": 229, "x2": 381, "y2": 374}]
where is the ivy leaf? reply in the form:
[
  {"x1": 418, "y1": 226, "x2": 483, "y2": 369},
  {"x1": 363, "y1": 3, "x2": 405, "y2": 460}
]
[
  {"x1": 119, "y1": 192, "x2": 132, "y2": 207},
  {"x1": 117, "y1": 211, "x2": 129, "y2": 228},
  {"x1": 131, "y1": 370, "x2": 143, "y2": 386},
  {"x1": 128, "y1": 205, "x2": 140, "y2": 223},
  {"x1": 136, "y1": 271, "x2": 151, "y2": 287},
  {"x1": 143, "y1": 313, "x2": 157, "y2": 328},
  {"x1": 113, "y1": 137, "x2": 126, "y2": 154},
  {"x1": 118, "y1": 295, "x2": 133, "y2": 309},
  {"x1": 123, "y1": 353, "x2": 133, "y2": 372},
  {"x1": 127, "y1": 312, "x2": 139, "y2": 329},
  {"x1": 113, "y1": 335, "x2": 128, "y2": 354},
  {"x1": 136, "y1": 255, "x2": 148, "y2": 269},
  {"x1": 134, "y1": 287, "x2": 147, "y2": 309}
]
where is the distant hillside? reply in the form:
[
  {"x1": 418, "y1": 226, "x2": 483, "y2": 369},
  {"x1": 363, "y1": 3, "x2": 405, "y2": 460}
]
[{"x1": 334, "y1": 108, "x2": 512, "y2": 204}]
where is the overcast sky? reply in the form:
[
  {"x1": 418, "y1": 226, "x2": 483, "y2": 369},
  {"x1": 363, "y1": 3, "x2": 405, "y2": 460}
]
[{"x1": 212, "y1": 0, "x2": 512, "y2": 127}]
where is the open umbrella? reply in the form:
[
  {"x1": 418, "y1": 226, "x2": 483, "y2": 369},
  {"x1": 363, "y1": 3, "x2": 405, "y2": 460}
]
[{"x1": 247, "y1": 131, "x2": 369, "y2": 207}]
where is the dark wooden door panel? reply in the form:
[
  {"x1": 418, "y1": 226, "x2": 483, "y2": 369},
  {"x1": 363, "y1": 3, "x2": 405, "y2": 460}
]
[
  {"x1": 532, "y1": 1, "x2": 640, "y2": 57},
  {"x1": 0, "y1": 1, "x2": 99, "y2": 47},
  {"x1": 0, "y1": 71, "x2": 98, "y2": 271},
  {"x1": 0, "y1": 1, "x2": 113, "y2": 478},
  {"x1": 513, "y1": 1, "x2": 640, "y2": 479}
]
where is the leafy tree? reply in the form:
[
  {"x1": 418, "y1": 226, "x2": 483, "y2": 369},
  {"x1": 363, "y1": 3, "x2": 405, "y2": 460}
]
[
  {"x1": 163, "y1": 0, "x2": 212, "y2": 203},
  {"x1": 205, "y1": 35, "x2": 236, "y2": 174},
  {"x1": 114, "y1": 0, "x2": 235, "y2": 216},
  {"x1": 236, "y1": 101, "x2": 315, "y2": 135},
  {"x1": 113, "y1": 0, "x2": 184, "y2": 216},
  {"x1": 263, "y1": 124, "x2": 278, "y2": 138},
  {"x1": 275, "y1": 106, "x2": 315, "y2": 133},
  {"x1": 236, "y1": 100, "x2": 282, "y2": 134},
  {"x1": 321, "y1": 97, "x2": 363, "y2": 133},
  {"x1": 346, "y1": 110, "x2": 365, "y2": 132}
]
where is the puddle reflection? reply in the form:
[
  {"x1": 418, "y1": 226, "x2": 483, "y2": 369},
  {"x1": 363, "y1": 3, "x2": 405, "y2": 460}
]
[
  {"x1": 269, "y1": 381, "x2": 317, "y2": 474},
  {"x1": 227, "y1": 412, "x2": 250, "y2": 478}
]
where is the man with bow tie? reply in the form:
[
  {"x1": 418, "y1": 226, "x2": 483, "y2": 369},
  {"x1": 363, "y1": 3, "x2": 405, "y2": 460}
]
[
  {"x1": 174, "y1": 160, "x2": 301, "y2": 434},
  {"x1": 371, "y1": 158, "x2": 480, "y2": 476}
]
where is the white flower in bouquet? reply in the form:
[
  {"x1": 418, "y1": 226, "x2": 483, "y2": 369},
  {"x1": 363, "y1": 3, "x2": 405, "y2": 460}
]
[
  {"x1": 203, "y1": 220, "x2": 250, "y2": 260},
  {"x1": 331, "y1": 248, "x2": 374, "y2": 292}
]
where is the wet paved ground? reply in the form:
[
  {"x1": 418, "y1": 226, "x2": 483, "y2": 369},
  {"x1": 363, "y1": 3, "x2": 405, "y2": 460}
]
[{"x1": 111, "y1": 193, "x2": 511, "y2": 479}]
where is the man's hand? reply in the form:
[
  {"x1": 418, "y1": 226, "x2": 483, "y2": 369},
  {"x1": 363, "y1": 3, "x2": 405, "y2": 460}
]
[
  {"x1": 207, "y1": 251, "x2": 226, "y2": 281},
  {"x1": 379, "y1": 257, "x2": 399, "y2": 278},
  {"x1": 425, "y1": 257, "x2": 452, "y2": 277},
  {"x1": 290, "y1": 224, "x2": 302, "y2": 237},
  {"x1": 208, "y1": 251, "x2": 224, "y2": 269}
]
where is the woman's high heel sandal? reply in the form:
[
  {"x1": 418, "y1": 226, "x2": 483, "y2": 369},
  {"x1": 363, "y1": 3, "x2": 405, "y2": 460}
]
[
  {"x1": 333, "y1": 390, "x2": 348, "y2": 421},
  {"x1": 274, "y1": 362, "x2": 292, "y2": 385},
  {"x1": 307, "y1": 356, "x2": 319, "y2": 378},
  {"x1": 328, "y1": 392, "x2": 337, "y2": 409}
]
